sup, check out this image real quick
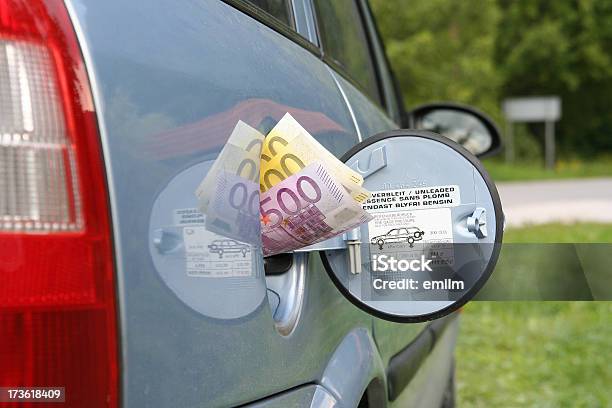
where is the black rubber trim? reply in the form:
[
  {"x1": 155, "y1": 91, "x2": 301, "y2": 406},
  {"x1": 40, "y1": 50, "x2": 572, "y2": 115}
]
[
  {"x1": 354, "y1": 0, "x2": 385, "y2": 108},
  {"x1": 428, "y1": 314, "x2": 451, "y2": 344},
  {"x1": 386, "y1": 327, "x2": 433, "y2": 401},
  {"x1": 360, "y1": 0, "x2": 406, "y2": 125},
  {"x1": 320, "y1": 129, "x2": 504, "y2": 323},
  {"x1": 356, "y1": 0, "x2": 395, "y2": 113},
  {"x1": 387, "y1": 313, "x2": 458, "y2": 401}
]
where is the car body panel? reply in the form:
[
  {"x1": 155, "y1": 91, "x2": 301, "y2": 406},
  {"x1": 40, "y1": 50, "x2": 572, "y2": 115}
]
[
  {"x1": 331, "y1": 64, "x2": 433, "y2": 367},
  {"x1": 330, "y1": 71, "x2": 397, "y2": 139},
  {"x1": 66, "y1": 0, "x2": 456, "y2": 405}
]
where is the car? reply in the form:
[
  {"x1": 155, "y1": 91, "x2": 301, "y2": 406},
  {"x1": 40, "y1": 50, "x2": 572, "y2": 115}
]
[
  {"x1": 208, "y1": 239, "x2": 251, "y2": 258},
  {"x1": 371, "y1": 227, "x2": 425, "y2": 249},
  {"x1": 1, "y1": 0, "x2": 499, "y2": 406}
]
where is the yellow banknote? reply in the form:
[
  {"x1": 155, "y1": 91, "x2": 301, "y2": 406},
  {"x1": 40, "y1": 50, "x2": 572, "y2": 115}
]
[
  {"x1": 197, "y1": 121, "x2": 264, "y2": 212},
  {"x1": 260, "y1": 113, "x2": 369, "y2": 203}
]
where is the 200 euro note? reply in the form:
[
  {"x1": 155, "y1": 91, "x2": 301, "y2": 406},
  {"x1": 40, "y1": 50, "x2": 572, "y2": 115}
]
[
  {"x1": 196, "y1": 120, "x2": 264, "y2": 213},
  {"x1": 260, "y1": 113, "x2": 370, "y2": 203},
  {"x1": 195, "y1": 121, "x2": 264, "y2": 245},
  {"x1": 205, "y1": 169, "x2": 261, "y2": 245},
  {"x1": 261, "y1": 162, "x2": 372, "y2": 256}
]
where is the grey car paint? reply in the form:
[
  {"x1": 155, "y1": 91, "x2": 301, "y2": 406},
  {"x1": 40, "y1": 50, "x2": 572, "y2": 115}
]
[{"x1": 66, "y1": 0, "x2": 457, "y2": 406}]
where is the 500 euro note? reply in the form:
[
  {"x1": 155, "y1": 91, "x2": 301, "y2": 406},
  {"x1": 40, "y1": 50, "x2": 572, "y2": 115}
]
[
  {"x1": 206, "y1": 169, "x2": 261, "y2": 245},
  {"x1": 261, "y1": 162, "x2": 372, "y2": 256}
]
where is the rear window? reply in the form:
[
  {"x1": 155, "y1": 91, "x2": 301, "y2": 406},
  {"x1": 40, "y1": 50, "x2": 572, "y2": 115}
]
[{"x1": 243, "y1": 0, "x2": 294, "y2": 28}]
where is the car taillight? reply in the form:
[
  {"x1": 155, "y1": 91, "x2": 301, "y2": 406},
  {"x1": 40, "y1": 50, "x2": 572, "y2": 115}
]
[{"x1": 0, "y1": 0, "x2": 119, "y2": 407}]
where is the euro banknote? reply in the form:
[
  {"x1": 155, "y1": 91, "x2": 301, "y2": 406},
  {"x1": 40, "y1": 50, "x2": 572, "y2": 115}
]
[
  {"x1": 195, "y1": 116, "x2": 373, "y2": 256},
  {"x1": 196, "y1": 120, "x2": 264, "y2": 212},
  {"x1": 205, "y1": 169, "x2": 261, "y2": 245},
  {"x1": 260, "y1": 113, "x2": 370, "y2": 203},
  {"x1": 260, "y1": 161, "x2": 372, "y2": 256}
]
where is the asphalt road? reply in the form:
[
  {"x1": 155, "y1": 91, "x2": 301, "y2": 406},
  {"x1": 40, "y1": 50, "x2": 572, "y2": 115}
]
[{"x1": 495, "y1": 177, "x2": 612, "y2": 227}]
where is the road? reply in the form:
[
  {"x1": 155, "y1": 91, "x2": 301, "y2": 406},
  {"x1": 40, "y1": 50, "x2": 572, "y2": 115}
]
[{"x1": 495, "y1": 177, "x2": 612, "y2": 227}]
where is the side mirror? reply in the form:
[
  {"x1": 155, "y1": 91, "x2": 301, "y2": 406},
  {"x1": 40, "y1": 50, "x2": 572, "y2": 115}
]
[{"x1": 407, "y1": 102, "x2": 502, "y2": 158}]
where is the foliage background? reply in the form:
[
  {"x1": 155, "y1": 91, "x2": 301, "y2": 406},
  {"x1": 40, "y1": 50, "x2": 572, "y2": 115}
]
[
  {"x1": 370, "y1": 2, "x2": 612, "y2": 406},
  {"x1": 370, "y1": 0, "x2": 612, "y2": 157}
]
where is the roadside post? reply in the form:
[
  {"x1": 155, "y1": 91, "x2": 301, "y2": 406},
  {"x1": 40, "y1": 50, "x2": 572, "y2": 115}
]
[{"x1": 502, "y1": 96, "x2": 561, "y2": 169}]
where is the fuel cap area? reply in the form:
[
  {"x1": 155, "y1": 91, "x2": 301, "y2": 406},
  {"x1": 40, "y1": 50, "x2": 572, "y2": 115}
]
[
  {"x1": 321, "y1": 130, "x2": 504, "y2": 322},
  {"x1": 148, "y1": 160, "x2": 266, "y2": 320}
]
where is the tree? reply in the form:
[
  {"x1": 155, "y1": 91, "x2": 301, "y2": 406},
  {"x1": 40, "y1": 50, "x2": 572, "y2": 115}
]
[
  {"x1": 495, "y1": 0, "x2": 612, "y2": 156},
  {"x1": 371, "y1": 0, "x2": 612, "y2": 157},
  {"x1": 371, "y1": 0, "x2": 501, "y2": 120}
]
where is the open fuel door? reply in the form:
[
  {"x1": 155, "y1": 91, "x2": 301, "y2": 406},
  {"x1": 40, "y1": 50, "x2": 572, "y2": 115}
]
[{"x1": 321, "y1": 130, "x2": 503, "y2": 322}]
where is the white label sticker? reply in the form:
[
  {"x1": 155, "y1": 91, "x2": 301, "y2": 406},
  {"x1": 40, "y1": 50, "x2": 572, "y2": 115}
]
[
  {"x1": 364, "y1": 185, "x2": 460, "y2": 267},
  {"x1": 362, "y1": 185, "x2": 460, "y2": 213},
  {"x1": 183, "y1": 226, "x2": 252, "y2": 278}
]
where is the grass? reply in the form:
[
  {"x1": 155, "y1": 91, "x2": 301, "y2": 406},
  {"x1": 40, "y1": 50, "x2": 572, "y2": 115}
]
[
  {"x1": 482, "y1": 158, "x2": 612, "y2": 181},
  {"x1": 497, "y1": 223, "x2": 612, "y2": 299},
  {"x1": 459, "y1": 225, "x2": 612, "y2": 406},
  {"x1": 503, "y1": 222, "x2": 612, "y2": 243},
  {"x1": 456, "y1": 302, "x2": 612, "y2": 407}
]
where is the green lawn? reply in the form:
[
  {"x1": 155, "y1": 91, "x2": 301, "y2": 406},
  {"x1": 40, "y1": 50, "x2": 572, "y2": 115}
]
[
  {"x1": 458, "y1": 224, "x2": 612, "y2": 406},
  {"x1": 483, "y1": 158, "x2": 612, "y2": 181},
  {"x1": 503, "y1": 223, "x2": 612, "y2": 243},
  {"x1": 457, "y1": 302, "x2": 612, "y2": 407}
]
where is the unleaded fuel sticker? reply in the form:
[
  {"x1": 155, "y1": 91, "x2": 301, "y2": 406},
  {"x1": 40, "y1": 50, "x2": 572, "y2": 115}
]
[
  {"x1": 362, "y1": 185, "x2": 460, "y2": 213},
  {"x1": 362, "y1": 185, "x2": 460, "y2": 275}
]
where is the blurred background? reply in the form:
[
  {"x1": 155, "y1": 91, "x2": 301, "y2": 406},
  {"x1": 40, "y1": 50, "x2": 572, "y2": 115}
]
[{"x1": 370, "y1": 0, "x2": 611, "y2": 406}]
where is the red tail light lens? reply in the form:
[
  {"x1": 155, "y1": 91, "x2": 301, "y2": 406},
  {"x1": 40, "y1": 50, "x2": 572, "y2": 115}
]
[{"x1": 0, "y1": 0, "x2": 119, "y2": 407}]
